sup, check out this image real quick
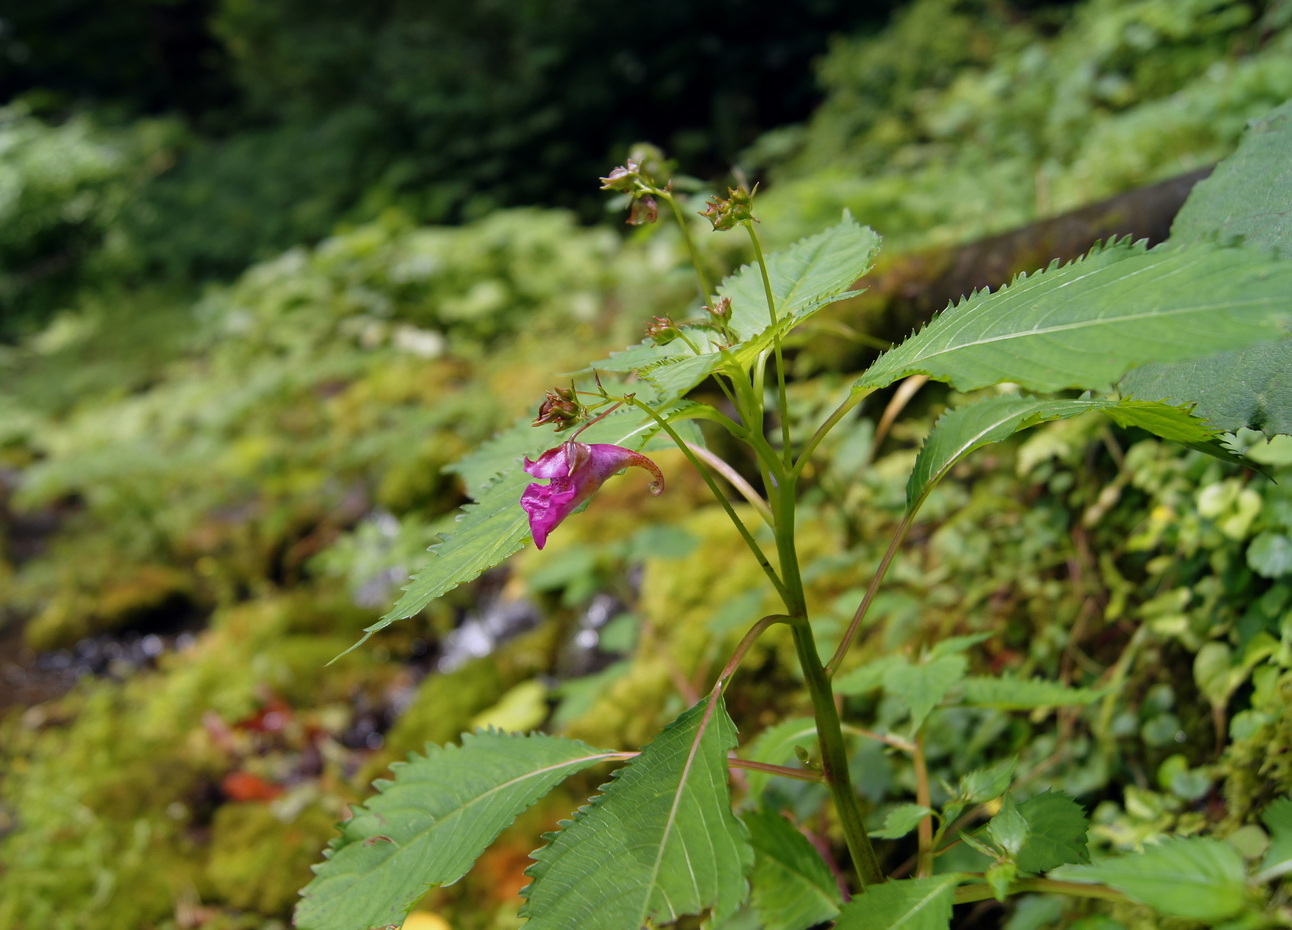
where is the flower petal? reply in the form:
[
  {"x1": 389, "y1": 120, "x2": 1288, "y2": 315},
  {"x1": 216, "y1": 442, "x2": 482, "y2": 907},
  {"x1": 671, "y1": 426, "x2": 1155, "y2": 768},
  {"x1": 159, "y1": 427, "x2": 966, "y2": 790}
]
[{"x1": 520, "y1": 441, "x2": 664, "y2": 549}]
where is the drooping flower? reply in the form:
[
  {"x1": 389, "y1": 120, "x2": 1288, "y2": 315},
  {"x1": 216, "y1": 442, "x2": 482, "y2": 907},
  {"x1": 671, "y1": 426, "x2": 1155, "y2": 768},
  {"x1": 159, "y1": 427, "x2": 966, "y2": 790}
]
[{"x1": 521, "y1": 441, "x2": 664, "y2": 549}]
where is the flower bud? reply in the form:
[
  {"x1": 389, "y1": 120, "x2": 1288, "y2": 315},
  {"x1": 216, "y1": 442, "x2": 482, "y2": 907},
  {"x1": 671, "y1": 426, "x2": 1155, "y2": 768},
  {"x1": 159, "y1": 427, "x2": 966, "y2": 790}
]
[
  {"x1": 700, "y1": 184, "x2": 759, "y2": 231},
  {"x1": 627, "y1": 195, "x2": 659, "y2": 226},
  {"x1": 645, "y1": 315, "x2": 681, "y2": 345},
  {"x1": 599, "y1": 160, "x2": 642, "y2": 194},
  {"x1": 706, "y1": 297, "x2": 732, "y2": 323},
  {"x1": 532, "y1": 386, "x2": 586, "y2": 432}
]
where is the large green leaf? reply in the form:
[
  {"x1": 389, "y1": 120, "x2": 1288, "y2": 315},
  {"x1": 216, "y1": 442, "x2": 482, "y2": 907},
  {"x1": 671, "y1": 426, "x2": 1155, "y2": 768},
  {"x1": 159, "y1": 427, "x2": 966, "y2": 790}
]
[
  {"x1": 833, "y1": 874, "x2": 962, "y2": 930},
  {"x1": 1118, "y1": 341, "x2": 1292, "y2": 437},
  {"x1": 718, "y1": 214, "x2": 880, "y2": 341},
  {"x1": 907, "y1": 394, "x2": 1255, "y2": 512},
  {"x1": 907, "y1": 396, "x2": 1113, "y2": 509},
  {"x1": 1115, "y1": 98, "x2": 1292, "y2": 439},
  {"x1": 520, "y1": 694, "x2": 752, "y2": 928},
  {"x1": 295, "y1": 731, "x2": 617, "y2": 930},
  {"x1": 1012, "y1": 792, "x2": 1090, "y2": 873},
  {"x1": 1171, "y1": 98, "x2": 1292, "y2": 254},
  {"x1": 854, "y1": 240, "x2": 1292, "y2": 396},
  {"x1": 1051, "y1": 836, "x2": 1248, "y2": 921},
  {"x1": 746, "y1": 807, "x2": 841, "y2": 930}
]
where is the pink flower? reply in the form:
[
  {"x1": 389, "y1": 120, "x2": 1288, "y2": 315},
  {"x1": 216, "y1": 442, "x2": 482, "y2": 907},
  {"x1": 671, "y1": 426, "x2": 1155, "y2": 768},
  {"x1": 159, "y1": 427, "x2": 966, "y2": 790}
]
[{"x1": 521, "y1": 441, "x2": 664, "y2": 549}]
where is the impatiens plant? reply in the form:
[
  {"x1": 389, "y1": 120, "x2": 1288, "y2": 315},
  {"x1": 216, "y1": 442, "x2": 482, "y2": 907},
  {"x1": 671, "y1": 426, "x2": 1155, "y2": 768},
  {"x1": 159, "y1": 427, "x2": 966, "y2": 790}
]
[{"x1": 300, "y1": 103, "x2": 1292, "y2": 929}]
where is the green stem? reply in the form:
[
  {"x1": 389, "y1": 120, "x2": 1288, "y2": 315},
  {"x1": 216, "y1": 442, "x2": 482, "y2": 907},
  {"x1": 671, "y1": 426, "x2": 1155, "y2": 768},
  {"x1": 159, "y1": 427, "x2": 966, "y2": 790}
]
[
  {"x1": 790, "y1": 619, "x2": 885, "y2": 889},
  {"x1": 624, "y1": 396, "x2": 790, "y2": 605},
  {"x1": 729, "y1": 758, "x2": 824, "y2": 783},
  {"x1": 745, "y1": 222, "x2": 793, "y2": 464},
  {"x1": 770, "y1": 473, "x2": 884, "y2": 890},
  {"x1": 793, "y1": 388, "x2": 870, "y2": 479},
  {"x1": 912, "y1": 733, "x2": 934, "y2": 878},
  {"x1": 954, "y1": 878, "x2": 1132, "y2": 906},
  {"x1": 685, "y1": 442, "x2": 773, "y2": 526},
  {"x1": 825, "y1": 510, "x2": 916, "y2": 677},
  {"x1": 660, "y1": 191, "x2": 713, "y2": 302}
]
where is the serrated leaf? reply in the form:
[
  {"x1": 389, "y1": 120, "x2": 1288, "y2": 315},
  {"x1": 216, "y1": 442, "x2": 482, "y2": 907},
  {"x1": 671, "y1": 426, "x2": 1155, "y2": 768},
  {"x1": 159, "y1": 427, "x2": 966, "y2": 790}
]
[
  {"x1": 740, "y1": 717, "x2": 817, "y2": 800},
  {"x1": 359, "y1": 407, "x2": 668, "y2": 649},
  {"x1": 883, "y1": 655, "x2": 967, "y2": 732},
  {"x1": 1013, "y1": 792, "x2": 1090, "y2": 872},
  {"x1": 984, "y1": 794, "x2": 1030, "y2": 857},
  {"x1": 368, "y1": 469, "x2": 532, "y2": 636},
  {"x1": 1051, "y1": 836, "x2": 1248, "y2": 920},
  {"x1": 586, "y1": 218, "x2": 879, "y2": 406},
  {"x1": 855, "y1": 240, "x2": 1292, "y2": 396},
  {"x1": 718, "y1": 214, "x2": 881, "y2": 341},
  {"x1": 1101, "y1": 398, "x2": 1222, "y2": 443},
  {"x1": 295, "y1": 731, "x2": 616, "y2": 930},
  {"x1": 907, "y1": 395, "x2": 1259, "y2": 512},
  {"x1": 1119, "y1": 342, "x2": 1292, "y2": 439},
  {"x1": 870, "y1": 804, "x2": 933, "y2": 839},
  {"x1": 445, "y1": 414, "x2": 551, "y2": 498},
  {"x1": 961, "y1": 676, "x2": 1104, "y2": 710},
  {"x1": 833, "y1": 654, "x2": 906, "y2": 697},
  {"x1": 1171, "y1": 99, "x2": 1292, "y2": 254},
  {"x1": 596, "y1": 338, "x2": 695, "y2": 374},
  {"x1": 1259, "y1": 797, "x2": 1292, "y2": 880},
  {"x1": 833, "y1": 874, "x2": 962, "y2": 930},
  {"x1": 907, "y1": 396, "x2": 1114, "y2": 509},
  {"x1": 957, "y1": 757, "x2": 1018, "y2": 804},
  {"x1": 520, "y1": 694, "x2": 752, "y2": 929},
  {"x1": 746, "y1": 808, "x2": 841, "y2": 930},
  {"x1": 927, "y1": 632, "x2": 993, "y2": 661}
]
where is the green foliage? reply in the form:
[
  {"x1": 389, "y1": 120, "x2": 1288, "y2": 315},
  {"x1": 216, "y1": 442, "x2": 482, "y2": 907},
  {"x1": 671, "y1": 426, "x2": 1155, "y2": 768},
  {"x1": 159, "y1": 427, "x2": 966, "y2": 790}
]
[
  {"x1": 758, "y1": 0, "x2": 1292, "y2": 251},
  {"x1": 834, "y1": 874, "x2": 962, "y2": 929},
  {"x1": 1052, "y1": 836, "x2": 1250, "y2": 920},
  {"x1": 520, "y1": 695, "x2": 751, "y2": 929},
  {"x1": 987, "y1": 792, "x2": 1091, "y2": 873},
  {"x1": 5, "y1": 6, "x2": 1292, "y2": 930},
  {"x1": 1171, "y1": 97, "x2": 1292, "y2": 252},
  {"x1": 304, "y1": 94, "x2": 1292, "y2": 929},
  {"x1": 745, "y1": 807, "x2": 842, "y2": 930},
  {"x1": 716, "y1": 214, "x2": 883, "y2": 341},
  {"x1": 0, "y1": 105, "x2": 181, "y2": 336},
  {"x1": 372, "y1": 215, "x2": 881, "y2": 641},
  {"x1": 856, "y1": 240, "x2": 1292, "y2": 395},
  {"x1": 297, "y1": 731, "x2": 618, "y2": 930}
]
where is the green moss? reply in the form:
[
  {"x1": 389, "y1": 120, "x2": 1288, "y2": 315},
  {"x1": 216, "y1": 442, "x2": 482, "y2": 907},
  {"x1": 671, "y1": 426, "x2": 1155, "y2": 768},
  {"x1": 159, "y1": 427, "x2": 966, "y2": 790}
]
[
  {"x1": 23, "y1": 562, "x2": 194, "y2": 651},
  {"x1": 366, "y1": 622, "x2": 560, "y2": 784},
  {"x1": 205, "y1": 801, "x2": 339, "y2": 916}
]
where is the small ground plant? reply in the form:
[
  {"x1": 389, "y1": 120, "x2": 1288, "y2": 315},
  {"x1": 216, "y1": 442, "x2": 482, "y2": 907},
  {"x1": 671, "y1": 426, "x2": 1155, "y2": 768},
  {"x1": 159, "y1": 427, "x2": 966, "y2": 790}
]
[{"x1": 299, "y1": 103, "x2": 1292, "y2": 929}]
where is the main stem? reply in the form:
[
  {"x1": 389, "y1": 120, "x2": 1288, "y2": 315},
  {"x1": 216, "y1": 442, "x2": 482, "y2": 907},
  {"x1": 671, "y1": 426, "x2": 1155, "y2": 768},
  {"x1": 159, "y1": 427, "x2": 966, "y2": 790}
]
[{"x1": 773, "y1": 482, "x2": 884, "y2": 889}]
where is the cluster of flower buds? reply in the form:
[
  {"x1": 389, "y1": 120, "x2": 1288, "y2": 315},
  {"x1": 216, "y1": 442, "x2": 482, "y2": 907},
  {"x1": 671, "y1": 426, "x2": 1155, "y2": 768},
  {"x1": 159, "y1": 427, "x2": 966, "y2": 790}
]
[
  {"x1": 531, "y1": 386, "x2": 586, "y2": 432},
  {"x1": 600, "y1": 144, "x2": 670, "y2": 226},
  {"x1": 645, "y1": 315, "x2": 681, "y2": 345},
  {"x1": 706, "y1": 297, "x2": 732, "y2": 325},
  {"x1": 700, "y1": 184, "x2": 759, "y2": 231}
]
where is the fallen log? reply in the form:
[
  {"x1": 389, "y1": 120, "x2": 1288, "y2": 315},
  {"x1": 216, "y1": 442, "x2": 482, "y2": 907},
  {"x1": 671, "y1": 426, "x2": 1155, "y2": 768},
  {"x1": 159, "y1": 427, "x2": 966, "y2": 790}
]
[{"x1": 817, "y1": 165, "x2": 1216, "y2": 370}]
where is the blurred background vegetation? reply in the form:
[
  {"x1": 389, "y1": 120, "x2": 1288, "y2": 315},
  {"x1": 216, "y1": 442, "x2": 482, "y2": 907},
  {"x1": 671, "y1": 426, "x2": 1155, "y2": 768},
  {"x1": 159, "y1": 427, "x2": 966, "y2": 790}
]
[{"x1": 1, "y1": 1, "x2": 1290, "y2": 928}]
